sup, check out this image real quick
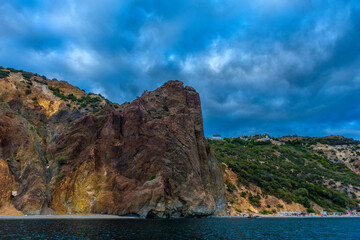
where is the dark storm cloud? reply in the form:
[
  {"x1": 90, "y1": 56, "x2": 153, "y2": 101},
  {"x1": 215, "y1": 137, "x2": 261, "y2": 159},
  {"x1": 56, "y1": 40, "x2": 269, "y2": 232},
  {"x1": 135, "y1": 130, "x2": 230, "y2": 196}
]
[{"x1": 1, "y1": 0, "x2": 360, "y2": 138}]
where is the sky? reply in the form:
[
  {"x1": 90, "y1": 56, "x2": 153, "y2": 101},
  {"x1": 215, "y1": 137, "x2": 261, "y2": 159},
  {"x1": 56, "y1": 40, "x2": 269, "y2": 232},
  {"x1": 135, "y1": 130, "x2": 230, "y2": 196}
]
[{"x1": 1, "y1": 0, "x2": 360, "y2": 138}]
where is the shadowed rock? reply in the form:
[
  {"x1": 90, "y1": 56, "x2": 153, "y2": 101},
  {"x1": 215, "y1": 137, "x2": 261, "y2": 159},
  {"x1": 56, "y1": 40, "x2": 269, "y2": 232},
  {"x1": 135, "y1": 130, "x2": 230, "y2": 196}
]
[{"x1": 49, "y1": 80, "x2": 225, "y2": 218}]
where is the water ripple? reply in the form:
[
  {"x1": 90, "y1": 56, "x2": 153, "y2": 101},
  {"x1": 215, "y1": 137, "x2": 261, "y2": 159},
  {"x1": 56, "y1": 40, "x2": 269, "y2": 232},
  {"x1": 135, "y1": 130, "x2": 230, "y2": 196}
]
[{"x1": 0, "y1": 218, "x2": 359, "y2": 239}]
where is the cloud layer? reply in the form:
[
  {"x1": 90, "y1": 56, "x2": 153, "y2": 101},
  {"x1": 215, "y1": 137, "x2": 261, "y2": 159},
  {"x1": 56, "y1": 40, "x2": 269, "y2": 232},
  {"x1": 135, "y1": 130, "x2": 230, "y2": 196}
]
[{"x1": 1, "y1": 0, "x2": 360, "y2": 138}]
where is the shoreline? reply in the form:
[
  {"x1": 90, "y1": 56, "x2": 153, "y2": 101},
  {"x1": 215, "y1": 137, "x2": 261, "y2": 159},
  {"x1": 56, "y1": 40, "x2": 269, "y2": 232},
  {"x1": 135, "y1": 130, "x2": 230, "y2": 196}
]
[
  {"x1": 215, "y1": 215, "x2": 360, "y2": 219},
  {"x1": 0, "y1": 215, "x2": 140, "y2": 220},
  {"x1": 1, "y1": 214, "x2": 359, "y2": 220}
]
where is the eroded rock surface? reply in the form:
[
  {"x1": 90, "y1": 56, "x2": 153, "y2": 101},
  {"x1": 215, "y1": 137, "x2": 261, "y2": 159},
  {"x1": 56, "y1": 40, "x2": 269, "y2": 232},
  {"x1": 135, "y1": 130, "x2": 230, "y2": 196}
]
[
  {"x1": 49, "y1": 81, "x2": 225, "y2": 217},
  {"x1": 0, "y1": 68, "x2": 225, "y2": 218}
]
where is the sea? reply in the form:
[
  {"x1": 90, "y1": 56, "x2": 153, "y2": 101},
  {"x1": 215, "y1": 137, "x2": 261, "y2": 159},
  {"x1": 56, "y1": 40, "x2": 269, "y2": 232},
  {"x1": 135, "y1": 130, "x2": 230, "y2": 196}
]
[{"x1": 0, "y1": 217, "x2": 359, "y2": 239}]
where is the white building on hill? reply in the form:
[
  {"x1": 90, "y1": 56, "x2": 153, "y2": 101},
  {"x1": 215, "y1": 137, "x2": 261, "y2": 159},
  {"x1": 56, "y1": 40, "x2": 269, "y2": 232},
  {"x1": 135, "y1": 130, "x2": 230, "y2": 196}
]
[{"x1": 211, "y1": 134, "x2": 222, "y2": 140}]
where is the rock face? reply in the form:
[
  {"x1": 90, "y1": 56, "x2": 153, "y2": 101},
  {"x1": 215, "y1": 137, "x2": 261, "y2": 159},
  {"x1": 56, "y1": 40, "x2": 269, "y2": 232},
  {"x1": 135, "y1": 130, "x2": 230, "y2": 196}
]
[
  {"x1": 49, "y1": 81, "x2": 225, "y2": 217},
  {"x1": 0, "y1": 68, "x2": 225, "y2": 217},
  {"x1": 0, "y1": 103, "x2": 46, "y2": 215}
]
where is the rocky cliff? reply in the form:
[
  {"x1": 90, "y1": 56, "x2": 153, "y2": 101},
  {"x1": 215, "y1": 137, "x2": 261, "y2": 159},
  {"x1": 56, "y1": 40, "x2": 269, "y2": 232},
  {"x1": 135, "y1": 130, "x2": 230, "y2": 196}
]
[{"x1": 0, "y1": 67, "x2": 225, "y2": 217}]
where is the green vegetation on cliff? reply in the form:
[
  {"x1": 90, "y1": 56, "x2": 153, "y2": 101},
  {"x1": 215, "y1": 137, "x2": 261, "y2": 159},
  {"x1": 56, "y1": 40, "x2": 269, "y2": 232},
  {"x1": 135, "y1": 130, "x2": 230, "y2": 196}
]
[{"x1": 207, "y1": 136, "x2": 360, "y2": 212}]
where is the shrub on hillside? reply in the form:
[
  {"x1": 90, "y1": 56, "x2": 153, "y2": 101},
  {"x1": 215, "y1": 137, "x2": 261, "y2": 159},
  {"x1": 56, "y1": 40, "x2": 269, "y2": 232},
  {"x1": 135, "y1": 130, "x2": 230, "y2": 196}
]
[
  {"x1": 147, "y1": 175, "x2": 156, "y2": 181},
  {"x1": 0, "y1": 69, "x2": 9, "y2": 78},
  {"x1": 225, "y1": 180, "x2": 236, "y2": 192},
  {"x1": 22, "y1": 71, "x2": 33, "y2": 80},
  {"x1": 248, "y1": 193, "x2": 261, "y2": 207}
]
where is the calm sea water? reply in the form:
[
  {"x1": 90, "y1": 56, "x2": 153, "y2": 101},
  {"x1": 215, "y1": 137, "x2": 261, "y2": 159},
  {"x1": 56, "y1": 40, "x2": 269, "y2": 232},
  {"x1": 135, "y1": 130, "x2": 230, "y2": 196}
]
[{"x1": 0, "y1": 218, "x2": 359, "y2": 240}]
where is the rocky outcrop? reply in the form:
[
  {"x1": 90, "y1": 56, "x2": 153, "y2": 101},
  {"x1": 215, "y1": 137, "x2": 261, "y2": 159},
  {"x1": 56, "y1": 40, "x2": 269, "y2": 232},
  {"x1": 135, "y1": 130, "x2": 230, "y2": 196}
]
[
  {"x1": 48, "y1": 81, "x2": 225, "y2": 217},
  {"x1": 0, "y1": 68, "x2": 225, "y2": 218}
]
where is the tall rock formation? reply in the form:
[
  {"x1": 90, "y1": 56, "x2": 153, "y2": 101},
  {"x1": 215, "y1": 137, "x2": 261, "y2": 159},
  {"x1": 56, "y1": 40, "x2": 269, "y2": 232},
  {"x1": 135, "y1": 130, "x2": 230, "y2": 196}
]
[{"x1": 0, "y1": 67, "x2": 225, "y2": 217}]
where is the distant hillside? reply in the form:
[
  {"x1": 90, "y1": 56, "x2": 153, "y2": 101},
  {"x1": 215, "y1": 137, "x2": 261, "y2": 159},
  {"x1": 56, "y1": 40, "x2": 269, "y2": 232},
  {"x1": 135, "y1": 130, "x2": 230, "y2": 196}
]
[{"x1": 207, "y1": 135, "x2": 360, "y2": 215}]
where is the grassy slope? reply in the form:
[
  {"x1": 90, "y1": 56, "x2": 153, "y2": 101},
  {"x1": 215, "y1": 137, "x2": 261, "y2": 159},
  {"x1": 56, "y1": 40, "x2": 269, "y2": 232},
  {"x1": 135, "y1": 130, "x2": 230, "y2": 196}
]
[{"x1": 207, "y1": 137, "x2": 360, "y2": 213}]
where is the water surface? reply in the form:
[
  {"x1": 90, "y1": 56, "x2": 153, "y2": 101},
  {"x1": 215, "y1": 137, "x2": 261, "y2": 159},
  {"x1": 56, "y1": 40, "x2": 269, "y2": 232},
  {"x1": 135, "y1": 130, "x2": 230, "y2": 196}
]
[{"x1": 0, "y1": 217, "x2": 358, "y2": 239}]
